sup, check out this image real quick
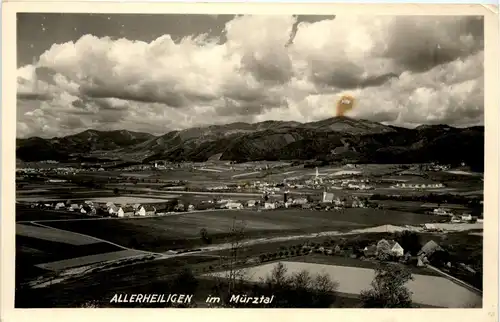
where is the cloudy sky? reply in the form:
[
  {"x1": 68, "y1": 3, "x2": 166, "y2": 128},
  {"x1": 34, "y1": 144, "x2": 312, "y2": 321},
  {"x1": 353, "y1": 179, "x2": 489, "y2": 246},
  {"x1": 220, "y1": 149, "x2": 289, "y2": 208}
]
[{"x1": 17, "y1": 13, "x2": 484, "y2": 138}]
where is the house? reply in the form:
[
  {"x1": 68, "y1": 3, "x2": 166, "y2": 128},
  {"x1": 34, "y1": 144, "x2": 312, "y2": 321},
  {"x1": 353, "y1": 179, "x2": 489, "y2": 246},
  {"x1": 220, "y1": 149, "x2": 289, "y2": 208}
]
[
  {"x1": 333, "y1": 198, "x2": 344, "y2": 207},
  {"x1": 108, "y1": 205, "x2": 119, "y2": 216},
  {"x1": 363, "y1": 245, "x2": 378, "y2": 257},
  {"x1": 55, "y1": 202, "x2": 66, "y2": 210},
  {"x1": 433, "y1": 208, "x2": 451, "y2": 216},
  {"x1": 461, "y1": 214, "x2": 472, "y2": 221},
  {"x1": 264, "y1": 202, "x2": 276, "y2": 210},
  {"x1": 423, "y1": 223, "x2": 442, "y2": 231},
  {"x1": 116, "y1": 207, "x2": 125, "y2": 218},
  {"x1": 418, "y1": 240, "x2": 443, "y2": 257},
  {"x1": 247, "y1": 200, "x2": 257, "y2": 207},
  {"x1": 376, "y1": 239, "x2": 404, "y2": 257},
  {"x1": 136, "y1": 206, "x2": 147, "y2": 216},
  {"x1": 226, "y1": 202, "x2": 243, "y2": 210},
  {"x1": 80, "y1": 207, "x2": 87, "y2": 214},
  {"x1": 69, "y1": 204, "x2": 80, "y2": 211},
  {"x1": 133, "y1": 203, "x2": 142, "y2": 211},
  {"x1": 144, "y1": 205, "x2": 156, "y2": 216},
  {"x1": 322, "y1": 192, "x2": 334, "y2": 203},
  {"x1": 188, "y1": 204, "x2": 195, "y2": 212},
  {"x1": 351, "y1": 199, "x2": 366, "y2": 208},
  {"x1": 122, "y1": 205, "x2": 135, "y2": 216},
  {"x1": 293, "y1": 198, "x2": 308, "y2": 205}
]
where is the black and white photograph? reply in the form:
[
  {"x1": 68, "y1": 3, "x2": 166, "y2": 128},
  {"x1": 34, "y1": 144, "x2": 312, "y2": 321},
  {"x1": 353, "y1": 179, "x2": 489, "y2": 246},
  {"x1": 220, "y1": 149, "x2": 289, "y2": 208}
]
[{"x1": 11, "y1": 9, "x2": 490, "y2": 310}]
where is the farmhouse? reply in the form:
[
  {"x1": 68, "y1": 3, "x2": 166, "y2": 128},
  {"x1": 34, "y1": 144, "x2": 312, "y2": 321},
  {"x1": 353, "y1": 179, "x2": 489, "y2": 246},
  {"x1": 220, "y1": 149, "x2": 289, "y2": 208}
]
[
  {"x1": 264, "y1": 202, "x2": 277, "y2": 210},
  {"x1": 322, "y1": 192, "x2": 334, "y2": 203},
  {"x1": 423, "y1": 223, "x2": 442, "y2": 232},
  {"x1": 433, "y1": 208, "x2": 452, "y2": 216},
  {"x1": 55, "y1": 202, "x2": 65, "y2": 210},
  {"x1": 69, "y1": 204, "x2": 80, "y2": 212},
  {"x1": 188, "y1": 204, "x2": 195, "y2": 212},
  {"x1": 363, "y1": 245, "x2": 378, "y2": 257},
  {"x1": 144, "y1": 205, "x2": 156, "y2": 216},
  {"x1": 247, "y1": 200, "x2": 257, "y2": 207},
  {"x1": 293, "y1": 198, "x2": 308, "y2": 205},
  {"x1": 136, "y1": 206, "x2": 146, "y2": 216},
  {"x1": 461, "y1": 214, "x2": 472, "y2": 221},
  {"x1": 122, "y1": 205, "x2": 135, "y2": 216},
  {"x1": 418, "y1": 240, "x2": 443, "y2": 257},
  {"x1": 226, "y1": 202, "x2": 244, "y2": 210},
  {"x1": 108, "y1": 205, "x2": 119, "y2": 216},
  {"x1": 376, "y1": 239, "x2": 404, "y2": 257},
  {"x1": 351, "y1": 198, "x2": 366, "y2": 208},
  {"x1": 116, "y1": 207, "x2": 125, "y2": 218}
]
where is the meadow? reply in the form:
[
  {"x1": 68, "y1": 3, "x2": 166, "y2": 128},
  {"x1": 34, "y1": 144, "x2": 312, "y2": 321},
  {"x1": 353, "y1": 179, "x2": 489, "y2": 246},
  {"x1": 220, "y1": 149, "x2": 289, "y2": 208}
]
[
  {"x1": 41, "y1": 208, "x2": 437, "y2": 252},
  {"x1": 35, "y1": 249, "x2": 146, "y2": 271}
]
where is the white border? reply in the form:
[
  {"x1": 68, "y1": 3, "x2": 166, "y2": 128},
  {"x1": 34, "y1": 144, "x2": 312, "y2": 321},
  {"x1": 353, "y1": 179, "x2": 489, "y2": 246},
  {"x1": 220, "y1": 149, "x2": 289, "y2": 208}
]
[{"x1": 2, "y1": 3, "x2": 498, "y2": 322}]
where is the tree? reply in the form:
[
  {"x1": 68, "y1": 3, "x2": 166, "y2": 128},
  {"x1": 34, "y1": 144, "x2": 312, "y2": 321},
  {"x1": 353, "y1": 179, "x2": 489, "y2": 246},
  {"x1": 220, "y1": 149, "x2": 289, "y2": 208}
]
[
  {"x1": 199, "y1": 228, "x2": 212, "y2": 244},
  {"x1": 209, "y1": 218, "x2": 248, "y2": 307},
  {"x1": 170, "y1": 268, "x2": 199, "y2": 295},
  {"x1": 360, "y1": 263, "x2": 413, "y2": 308},
  {"x1": 396, "y1": 231, "x2": 422, "y2": 256}
]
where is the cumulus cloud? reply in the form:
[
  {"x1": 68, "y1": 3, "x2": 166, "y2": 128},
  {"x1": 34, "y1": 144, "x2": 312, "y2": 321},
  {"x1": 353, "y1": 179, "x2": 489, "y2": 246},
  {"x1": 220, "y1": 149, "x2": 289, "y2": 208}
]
[{"x1": 17, "y1": 15, "x2": 484, "y2": 138}]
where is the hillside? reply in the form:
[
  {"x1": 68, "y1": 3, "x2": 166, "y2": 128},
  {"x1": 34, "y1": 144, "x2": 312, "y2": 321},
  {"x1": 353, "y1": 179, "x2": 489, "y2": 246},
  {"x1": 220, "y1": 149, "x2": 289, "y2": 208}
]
[{"x1": 15, "y1": 117, "x2": 484, "y2": 171}]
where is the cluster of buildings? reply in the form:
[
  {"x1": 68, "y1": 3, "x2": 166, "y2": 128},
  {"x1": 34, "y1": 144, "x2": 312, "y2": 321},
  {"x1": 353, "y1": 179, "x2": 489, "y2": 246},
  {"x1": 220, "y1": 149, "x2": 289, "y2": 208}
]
[
  {"x1": 391, "y1": 183, "x2": 445, "y2": 189},
  {"x1": 16, "y1": 167, "x2": 81, "y2": 175},
  {"x1": 432, "y1": 208, "x2": 479, "y2": 223},
  {"x1": 28, "y1": 199, "x2": 180, "y2": 218},
  {"x1": 423, "y1": 164, "x2": 451, "y2": 171}
]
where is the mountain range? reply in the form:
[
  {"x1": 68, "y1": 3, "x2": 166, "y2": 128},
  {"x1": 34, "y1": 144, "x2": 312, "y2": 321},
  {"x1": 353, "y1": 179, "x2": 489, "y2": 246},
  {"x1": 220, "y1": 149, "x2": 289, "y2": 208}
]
[{"x1": 16, "y1": 117, "x2": 484, "y2": 171}]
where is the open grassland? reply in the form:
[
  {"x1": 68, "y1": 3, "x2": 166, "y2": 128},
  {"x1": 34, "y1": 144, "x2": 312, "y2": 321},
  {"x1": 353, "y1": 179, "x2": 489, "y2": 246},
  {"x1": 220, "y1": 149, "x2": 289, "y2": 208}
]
[
  {"x1": 211, "y1": 261, "x2": 482, "y2": 308},
  {"x1": 41, "y1": 208, "x2": 437, "y2": 252}
]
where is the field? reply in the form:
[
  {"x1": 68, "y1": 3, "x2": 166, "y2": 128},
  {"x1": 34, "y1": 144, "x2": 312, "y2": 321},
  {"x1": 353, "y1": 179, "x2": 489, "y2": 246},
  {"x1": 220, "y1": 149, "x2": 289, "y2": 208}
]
[
  {"x1": 15, "y1": 255, "x2": 221, "y2": 308},
  {"x1": 35, "y1": 249, "x2": 146, "y2": 271},
  {"x1": 16, "y1": 233, "x2": 123, "y2": 285},
  {"x1": 87, "y1": 196, "x2": 179, "y2": 204},
  {"x1": 211, "y1": 261, "x2": 482, "y2": 308},
  {"x1": 16, "y1": 224, "x2": 100, "y2": 245},
  {"x1": 16, "y1": 206, "x2": 87, "y2": 222},
  {"x1": 40, "y1": 208, "x2": 437, "y2": 252}
]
